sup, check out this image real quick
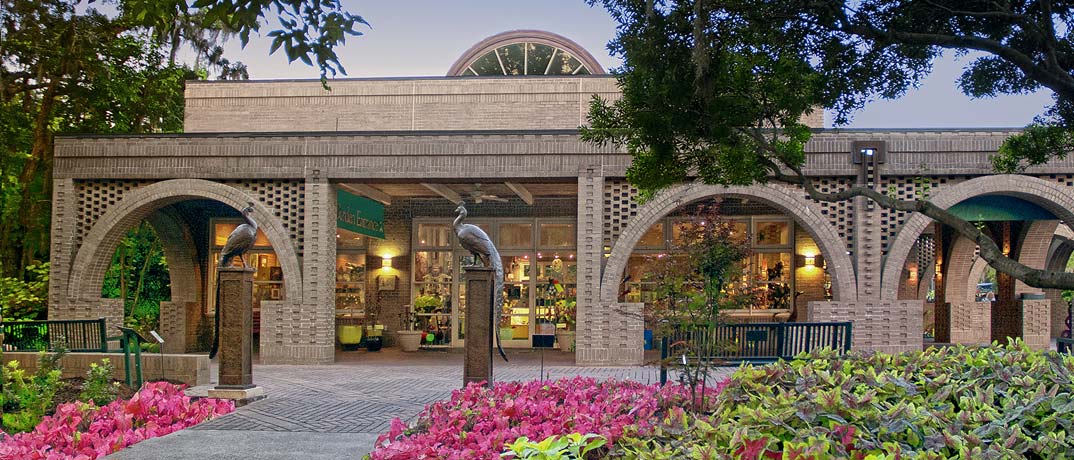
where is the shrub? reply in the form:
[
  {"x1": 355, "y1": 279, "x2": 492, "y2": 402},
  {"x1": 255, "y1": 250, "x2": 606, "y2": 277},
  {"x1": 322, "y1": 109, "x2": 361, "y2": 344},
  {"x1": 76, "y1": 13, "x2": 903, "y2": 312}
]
[
  {"x1": 368, "y1": 377, "x2": 724, "y2": 460},
  {"x1": 503, "y1": 433, "x2": 607, "y2": 460},
  {"x1": 1, "y1": 349, "x2": 67, "y2": 433},
  {"x1": 0, "y1": 381, "x2": 233, "y2": 458},
  {"x1": 79, "y1": 359, "x2": 121, "y2": 406},
  {"x1": 612, "y1": 341, "x2": 1074, "y2": 459}
]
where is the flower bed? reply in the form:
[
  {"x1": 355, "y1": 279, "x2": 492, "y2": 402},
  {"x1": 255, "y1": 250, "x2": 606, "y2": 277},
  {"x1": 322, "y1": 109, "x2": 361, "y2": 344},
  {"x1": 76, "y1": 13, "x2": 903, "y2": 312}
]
[
  {"x1": 0, "y1": 381, "x2": 234, "y2": 459},
  {"x1": 616, "y1": 341, "x2": 1074, "y2": 459},
  {"x1": 369, "y1": 377, "x2": 725, "y2": 460},
  {"x1": 371, "y1": 342, "x2": 1074, "y2": 459}
]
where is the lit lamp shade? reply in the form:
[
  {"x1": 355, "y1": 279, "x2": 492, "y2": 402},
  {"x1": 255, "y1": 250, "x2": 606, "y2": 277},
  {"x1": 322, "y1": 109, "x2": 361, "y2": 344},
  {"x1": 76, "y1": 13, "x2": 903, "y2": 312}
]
[
  {"x1": 795, "y1": 254, "x2": 825, "y2": 269},
  {"x1": 382, "y1": 256, "x2": 392, "y2": 268}
]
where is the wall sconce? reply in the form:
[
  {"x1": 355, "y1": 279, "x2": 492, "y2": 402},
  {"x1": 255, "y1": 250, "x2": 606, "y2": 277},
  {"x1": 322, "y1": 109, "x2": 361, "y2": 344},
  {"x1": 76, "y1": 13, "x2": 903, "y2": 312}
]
[
  {"x1": 795, "y1": 254, "x2": 824, "y2": 269},
  {"x1": 382, "y1": 255, "x2": 392, "y2": 269}
]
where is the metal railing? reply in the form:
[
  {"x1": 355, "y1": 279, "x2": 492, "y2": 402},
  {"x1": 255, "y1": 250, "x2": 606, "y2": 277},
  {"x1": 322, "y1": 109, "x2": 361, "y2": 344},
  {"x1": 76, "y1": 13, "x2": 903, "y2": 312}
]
[
  {"x1": 660, "y1": 321, "x2": 853, "y2": 384},
  {"x1": 1059, "y1": 337, "x2": 1073, "y2": 355},
  {"x1": 1, "y1": 318, "x2": 108, "y2": 352}
]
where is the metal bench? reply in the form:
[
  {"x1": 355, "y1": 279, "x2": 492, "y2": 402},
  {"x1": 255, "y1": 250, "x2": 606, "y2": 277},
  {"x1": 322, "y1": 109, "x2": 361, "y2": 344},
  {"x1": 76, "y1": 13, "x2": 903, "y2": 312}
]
[
  {"x1": 1, "y1": 318, "x2": 108, "y2": 352},
  {"x1": 659, "y1": 321, "x2": 853, "y2": 384}
]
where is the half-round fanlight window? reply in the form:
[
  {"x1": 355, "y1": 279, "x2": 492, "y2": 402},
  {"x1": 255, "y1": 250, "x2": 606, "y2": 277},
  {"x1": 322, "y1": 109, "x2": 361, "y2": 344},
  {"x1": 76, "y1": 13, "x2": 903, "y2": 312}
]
[{"x1": 448, "y1": 30, "x2": 604, "y2": 77}]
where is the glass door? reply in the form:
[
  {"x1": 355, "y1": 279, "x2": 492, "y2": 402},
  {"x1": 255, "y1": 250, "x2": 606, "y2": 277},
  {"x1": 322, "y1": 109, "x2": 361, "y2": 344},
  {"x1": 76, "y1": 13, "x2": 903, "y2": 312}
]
[{"x1": 500, "y1": 253, "x2": 532, "y2": 347}]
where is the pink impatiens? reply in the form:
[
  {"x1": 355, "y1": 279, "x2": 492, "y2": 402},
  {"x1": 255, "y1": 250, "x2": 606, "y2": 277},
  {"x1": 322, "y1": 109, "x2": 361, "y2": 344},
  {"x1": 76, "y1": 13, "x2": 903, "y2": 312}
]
[
  {"x1": 0, "y1": 381, "x2": 234, "y2": 459},
  {"x1": 370, "y1": 377, "x2": 724, "y2": 460}
]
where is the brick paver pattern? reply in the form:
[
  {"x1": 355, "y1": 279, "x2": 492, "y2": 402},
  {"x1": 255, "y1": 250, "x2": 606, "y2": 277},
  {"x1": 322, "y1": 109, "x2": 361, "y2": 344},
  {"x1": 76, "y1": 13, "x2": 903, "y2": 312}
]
[{"x1": 190, "y1": 349, "x2": 733, "y2": 434}]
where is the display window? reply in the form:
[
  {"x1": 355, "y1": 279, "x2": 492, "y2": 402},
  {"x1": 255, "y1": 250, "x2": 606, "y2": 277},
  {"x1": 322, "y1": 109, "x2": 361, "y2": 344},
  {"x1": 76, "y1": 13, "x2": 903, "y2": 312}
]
[
  {"x1": 411, "y1": 218, "x2": 577, "y2": 348},
  {"x1": 619, "y1": 216, "x2": 802, "y2": 316}
]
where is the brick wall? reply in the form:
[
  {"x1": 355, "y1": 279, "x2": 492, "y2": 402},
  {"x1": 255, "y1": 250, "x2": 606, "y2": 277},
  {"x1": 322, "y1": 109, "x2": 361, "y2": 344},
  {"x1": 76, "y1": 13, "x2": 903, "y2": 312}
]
[
  {"x1": 808, "y1": 300, "x2": 923, "y2": 353},
  {"x1": 949, "y1": 301, "x2": 991, "y2": 344},
  {"x1": 794, "y1": 227, "x2": 826, "y2": 319},
  {"x1": 1023, "y1": 299, "x2": 1051, "y2": 350}
]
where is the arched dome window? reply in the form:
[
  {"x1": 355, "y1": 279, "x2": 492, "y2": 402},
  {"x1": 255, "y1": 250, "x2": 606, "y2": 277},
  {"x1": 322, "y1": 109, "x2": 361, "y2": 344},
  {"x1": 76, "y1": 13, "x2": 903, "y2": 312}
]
[{"x1": 448, "y1": 30, "x2": 604, "y2": 77}]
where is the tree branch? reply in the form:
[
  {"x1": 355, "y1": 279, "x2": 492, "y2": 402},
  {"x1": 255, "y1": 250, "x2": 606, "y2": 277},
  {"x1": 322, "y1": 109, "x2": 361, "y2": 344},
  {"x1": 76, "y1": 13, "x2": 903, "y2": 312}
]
[{"x1": 773, "y1": 165, "x2": 1074, "y2": 290}]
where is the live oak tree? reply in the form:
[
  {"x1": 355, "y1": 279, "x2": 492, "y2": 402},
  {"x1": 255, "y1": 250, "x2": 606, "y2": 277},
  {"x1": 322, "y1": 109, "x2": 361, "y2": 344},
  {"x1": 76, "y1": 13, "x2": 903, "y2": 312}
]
[
  {"x1": 583, "y1": 0, "x2": 1074, "y2": 290},
  {"x1": 0, "y1": 0, "x2": 367, "y2": 279}
]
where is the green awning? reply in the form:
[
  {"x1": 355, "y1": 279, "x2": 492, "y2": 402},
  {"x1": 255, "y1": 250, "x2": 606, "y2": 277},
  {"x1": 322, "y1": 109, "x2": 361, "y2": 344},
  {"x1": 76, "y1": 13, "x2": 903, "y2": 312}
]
[{"x1": 947, "y1": 195, "x2": 1057, "y2": 222}]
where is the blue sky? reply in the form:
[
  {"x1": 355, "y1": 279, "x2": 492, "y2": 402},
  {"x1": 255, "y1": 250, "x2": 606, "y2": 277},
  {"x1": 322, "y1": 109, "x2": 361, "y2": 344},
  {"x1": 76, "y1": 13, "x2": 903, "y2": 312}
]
[{"x1": 219, "y1": 0, "x2": 1054, "y2": 129}]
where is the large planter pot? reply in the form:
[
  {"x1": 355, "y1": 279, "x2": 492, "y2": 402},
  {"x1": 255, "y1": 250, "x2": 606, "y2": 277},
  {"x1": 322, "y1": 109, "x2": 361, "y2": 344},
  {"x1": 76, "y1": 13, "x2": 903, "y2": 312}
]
[
  {"x1": 396, "y1": 330, "x2": 422, "y2": 352},
  {"x1": 556, "y1": 330, "x2": 575, "y2": 351},
  {"x1": 337, "y1": 325, "x2": 363, "y2": 351}
]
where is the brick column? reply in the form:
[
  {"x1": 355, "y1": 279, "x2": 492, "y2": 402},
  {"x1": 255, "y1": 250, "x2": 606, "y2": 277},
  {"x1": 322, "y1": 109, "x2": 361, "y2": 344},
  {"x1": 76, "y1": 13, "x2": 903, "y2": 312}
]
[
  {"x1": 260, "y1": 178, "x2": 336, "y2": 364},
  {"x1": 575, "y1": 168, "x2": 610, "y2": 365},
  {"x1": 48, "y1": 178, "x2": 79, "y2": 315},
  {"x1": 463, "y1": 267, "x2": 494, "y2": 387}
]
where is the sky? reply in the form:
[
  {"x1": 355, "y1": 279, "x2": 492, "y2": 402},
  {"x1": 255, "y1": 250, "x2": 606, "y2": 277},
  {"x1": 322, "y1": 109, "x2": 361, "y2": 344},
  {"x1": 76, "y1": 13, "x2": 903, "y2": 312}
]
[{"x1": 215, "y1": 0, "x2": 1054, "y2": 129}]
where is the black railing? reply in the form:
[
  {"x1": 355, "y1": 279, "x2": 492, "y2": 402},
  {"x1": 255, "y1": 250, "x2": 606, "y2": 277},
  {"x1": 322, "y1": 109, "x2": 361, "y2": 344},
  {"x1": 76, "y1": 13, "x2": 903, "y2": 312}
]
[
  {"x1": 1059, "y1": 337, "x2": 1073, "y2": 355},
  {"x1": 1, "y1": 318, "x2": 108, "y2": 352},
  {"x1": 660, "y1": 321, "x2": 852, "y2": 383}
]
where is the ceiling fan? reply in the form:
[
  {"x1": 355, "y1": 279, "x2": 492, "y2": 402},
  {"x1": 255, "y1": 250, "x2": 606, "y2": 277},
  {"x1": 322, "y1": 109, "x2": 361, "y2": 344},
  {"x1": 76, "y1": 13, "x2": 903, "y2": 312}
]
[{"x1": 467, "y1": 183, "x2": 508, "y2": 203}]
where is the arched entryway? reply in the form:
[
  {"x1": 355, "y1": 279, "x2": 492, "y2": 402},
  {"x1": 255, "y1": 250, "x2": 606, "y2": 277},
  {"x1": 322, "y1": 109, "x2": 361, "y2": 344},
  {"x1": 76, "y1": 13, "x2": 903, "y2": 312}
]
[
  {"x1": 601, "y1": 182, "x2": 856, "y2": 305},
  {"x1": 58, "y1": 179, "x2": 302, "y2": 354},
  {"x1": 881, "y1": 175, "x2": 1074, "y2": 348}
]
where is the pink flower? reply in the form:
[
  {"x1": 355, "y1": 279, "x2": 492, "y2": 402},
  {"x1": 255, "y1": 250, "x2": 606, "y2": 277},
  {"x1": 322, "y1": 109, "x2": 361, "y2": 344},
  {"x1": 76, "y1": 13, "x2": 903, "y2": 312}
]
[{"x1": 0, "y1": 382, "x2": 235, "y2": 459}]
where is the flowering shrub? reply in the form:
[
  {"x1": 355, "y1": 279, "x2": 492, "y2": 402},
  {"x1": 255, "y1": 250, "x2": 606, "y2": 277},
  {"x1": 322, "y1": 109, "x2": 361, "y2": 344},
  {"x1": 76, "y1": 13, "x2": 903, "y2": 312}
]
[
  {"x1": 0, "y1": 381, "x2": 234, "y2": 459},
  {"x1": 614, "y1": 341, "x2": 1074, "y2": 459},
  {"x1": 368, "y1": 377, "x2": 725, "y2": 460}
]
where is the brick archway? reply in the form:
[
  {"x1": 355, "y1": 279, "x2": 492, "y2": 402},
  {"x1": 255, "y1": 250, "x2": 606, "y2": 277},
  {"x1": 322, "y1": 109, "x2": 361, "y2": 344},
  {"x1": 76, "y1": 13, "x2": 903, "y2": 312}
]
[
  {"x1": 600, "y1": 182, "x2": 857, "y2": 304},
  {"x1": 145, "y1": 208, "x2": 203, "y2": 353},
  {"x1": 882, "y1": 175, "x2": 1074, "y2": 300},
  {"x1": 66, "y1": 179, "x2": 302, "y2": 305}
]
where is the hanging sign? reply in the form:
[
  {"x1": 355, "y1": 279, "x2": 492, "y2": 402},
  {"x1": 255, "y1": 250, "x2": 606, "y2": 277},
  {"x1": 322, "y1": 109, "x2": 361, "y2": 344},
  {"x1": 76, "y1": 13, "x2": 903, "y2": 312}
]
[{"x1": 337, "y1": 189, "x2": 385, "y2": 239}]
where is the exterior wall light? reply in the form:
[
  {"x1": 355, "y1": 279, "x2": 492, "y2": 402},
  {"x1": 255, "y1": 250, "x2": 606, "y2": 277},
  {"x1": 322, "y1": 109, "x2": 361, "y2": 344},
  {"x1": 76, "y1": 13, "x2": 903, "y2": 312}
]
[{"x1": 382, "y1": 255, "x2": 392, "y2": 269}]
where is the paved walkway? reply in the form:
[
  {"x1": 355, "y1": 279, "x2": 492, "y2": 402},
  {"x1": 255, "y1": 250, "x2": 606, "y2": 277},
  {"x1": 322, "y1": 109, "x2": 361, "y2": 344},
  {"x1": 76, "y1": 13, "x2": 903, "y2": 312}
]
[{"x1": 108, "y1": 348, "x2": 727, "y2": 460}]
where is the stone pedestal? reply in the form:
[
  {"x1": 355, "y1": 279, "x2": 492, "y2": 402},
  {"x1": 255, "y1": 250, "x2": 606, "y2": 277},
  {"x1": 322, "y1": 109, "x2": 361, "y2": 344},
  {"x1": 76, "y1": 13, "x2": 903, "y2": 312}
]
[
  {"x1": 463, "y1": 267, "x2": 494, "y2": 388},
  {"x1": 209, "y1": 267, "x2": 264, "y2": 404}
]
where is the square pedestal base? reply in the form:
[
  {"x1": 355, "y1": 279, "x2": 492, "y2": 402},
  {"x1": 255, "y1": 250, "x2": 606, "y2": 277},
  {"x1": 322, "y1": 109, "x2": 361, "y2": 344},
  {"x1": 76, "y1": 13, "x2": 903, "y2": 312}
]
[{"x1": 208, "y1": 386, "x2": 266, "y2": 407}]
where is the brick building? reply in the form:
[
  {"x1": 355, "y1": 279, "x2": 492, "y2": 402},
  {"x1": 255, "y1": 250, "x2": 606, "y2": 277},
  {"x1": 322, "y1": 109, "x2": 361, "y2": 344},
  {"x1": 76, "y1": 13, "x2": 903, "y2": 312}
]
[{"x1": 49, "y1": 31, "x2": 1072, "y2": 365}]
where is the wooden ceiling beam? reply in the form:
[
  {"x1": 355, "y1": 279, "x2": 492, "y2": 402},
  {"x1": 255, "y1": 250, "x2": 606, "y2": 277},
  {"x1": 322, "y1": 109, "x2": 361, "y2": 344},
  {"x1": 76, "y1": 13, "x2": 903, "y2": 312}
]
[
  {"x1": 504, "y1": 182, "x2": 534, "y2": 205},
  {"x1": 338, "y1": 183, "x2": 392, "y2": 206},
  {"x1": 421, "y1": 183, "x2": 463, "y2": 203}
]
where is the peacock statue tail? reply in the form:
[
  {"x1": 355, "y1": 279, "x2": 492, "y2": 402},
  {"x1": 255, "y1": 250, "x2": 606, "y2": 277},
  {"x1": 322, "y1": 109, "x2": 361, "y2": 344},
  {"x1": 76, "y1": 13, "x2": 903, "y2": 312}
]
[{"x1": 488, "y1": 243, "x2": 504, "y2": 319}]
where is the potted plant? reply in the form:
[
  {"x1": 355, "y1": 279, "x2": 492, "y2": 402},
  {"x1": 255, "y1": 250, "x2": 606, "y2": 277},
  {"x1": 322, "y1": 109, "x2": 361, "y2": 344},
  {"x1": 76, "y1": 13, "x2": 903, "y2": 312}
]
[
  {"x1": 365, "y1": 293, "x2": 385, "y2": 351},
  {"x1": 414, "y1": 295, "x2": 442, "y2": 314},
  {"x1": 396, "y1": 309, "x2": 422, "y2": 352},
  {"x1": 553, "y1": 299, "x2": 576, "y2": 352}
]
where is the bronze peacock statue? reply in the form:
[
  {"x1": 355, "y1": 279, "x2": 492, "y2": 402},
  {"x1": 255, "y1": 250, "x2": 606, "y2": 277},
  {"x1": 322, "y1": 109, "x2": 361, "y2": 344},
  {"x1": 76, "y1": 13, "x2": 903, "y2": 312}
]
[
  {"x1": 454, "y1": 202, "x2": 508, "y2": 362},
  {"x1": 211, "y1": 202, "x2": 257, "y2": 359},
  {"x1": 218, "y1": 203, "x2": 258, "y2": 268}
]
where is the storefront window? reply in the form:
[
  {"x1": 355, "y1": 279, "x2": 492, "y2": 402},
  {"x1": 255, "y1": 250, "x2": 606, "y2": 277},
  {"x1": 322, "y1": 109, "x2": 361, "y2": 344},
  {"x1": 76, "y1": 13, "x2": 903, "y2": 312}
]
[
  {"x1": 502, "y1": 255, "x2": 531, "y2": 340},
  {"x1": 539, "y1": 223, "x2": 574, "y2": 247},
  {"x1": 535, "y1": 253, "x2": 576, "y2": 332},
  {"x1": 754, "y1": 220, "x2": 790, "y2": 247},
  {"x1": 637, "y1": 223, "x2": 664, "y2": 248},
  {"x1": 414, "y1": 250, "x2": 453, "y2": 345},
  {"x1": 499, "y1": 223, "x2": 532, "y2": 248},
  {"x1": 417, "y1": 223, "x2": 452, "y2": 247}
]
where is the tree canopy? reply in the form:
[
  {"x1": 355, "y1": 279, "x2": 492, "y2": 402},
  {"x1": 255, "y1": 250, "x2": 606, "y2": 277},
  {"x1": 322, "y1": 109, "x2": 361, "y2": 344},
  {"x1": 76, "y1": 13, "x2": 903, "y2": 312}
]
[
  {"x1": 0, "y1": 0, "x2": 367, "y2": 280},
  {"x1": 583, "y1": 0, "x2": 1074, "y2": 290}
]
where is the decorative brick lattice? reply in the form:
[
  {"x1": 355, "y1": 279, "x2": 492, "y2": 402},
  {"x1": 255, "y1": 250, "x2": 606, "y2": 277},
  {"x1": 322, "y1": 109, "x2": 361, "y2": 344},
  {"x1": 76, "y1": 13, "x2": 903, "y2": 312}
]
[
  {"x1": 878, "y1": 176, "x2": 970, "y2": 257},
  {"x1": 223, "y1": 180, "x2": 306, "y2": 252},
  {"x1": 1043, "y1": 173, "x2": 1074, "y2": 188},
  {"x1": 916, "y1": 234, "x2": 935, "y2": 272},
  {"x1": 74, "y1": 180, "x2": 151, "y2": 246},
  {"x1": 809, "y1": 178, "x2": 853, "y2": 251},
  {"x1": 603, "y1": 180, "x2": 639, "y2": 250}
]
